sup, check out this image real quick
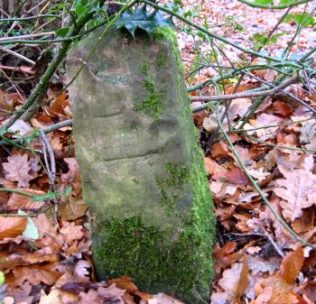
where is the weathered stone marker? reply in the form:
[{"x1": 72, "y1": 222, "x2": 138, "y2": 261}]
[{"x1": 67, "y1": 27, "x2": 215, "y2": 303}]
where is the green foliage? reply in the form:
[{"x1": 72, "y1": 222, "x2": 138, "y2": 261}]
[
  {"x1": 254, "y1": 0, "x2": 273, "y2": 4},
  {"x1": 73, "y1": 0, "x2": 99, "y2": 17},
  {"x1": 225, "y1": 16, "x2": 244, "y2": 31},
  {"x1": 33, "y1": 187, "x2": 72, "y2": 202},
  {"x1": 284, "y1": 12, "x2": 315, "y2": 27},
  {"x1": 56, "y1": 27, "x2": 70, "y2": 37},
  {"x1": 115, "y1": 5, "x2": 174, "y2": 37},
  {"x1": 251, "y1": 32, "x2": 285, "y2": 48},
  {"x1": 0, "y1": 272, "x2": 4, "y2": 286}
]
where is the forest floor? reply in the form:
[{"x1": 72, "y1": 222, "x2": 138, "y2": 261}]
[{"x1": 0, "y1": 0, "x2": 315, "y2": 303}]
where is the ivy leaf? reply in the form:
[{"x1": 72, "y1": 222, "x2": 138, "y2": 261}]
[{"x1": 115, "y1": 5, "x2": 174, "y2": 37}]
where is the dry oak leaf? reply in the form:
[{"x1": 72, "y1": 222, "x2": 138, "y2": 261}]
[
  {"x1": 2, "y1": 154, "x2": 40, "y2": 187},
  {"x1": 148, "y1": 293, "x2": 184, "y2": 304},
  {"x1": 251, "y1": 274, "x2": 299, "y2": 304},
  {"x1": 211, "y1": 260, "x2": 249, "y2": 304},
  {"x1": 39, "y1": 288, "x2": 78, "y2": 304},
  {"x1": 13, "y1": 264, "x2": 62, "y2": 286},
  {"x1": 0, "y1": 216, "x2": 27, "y2": 240},
  {"x1": 6, "y1": 192, "x2": 45, "y2": 211},
  {"x1": 0, "y1": 250, "x2": 58, "y2": 270},
  {"x1": 280, "y1": 247, "x2": 304, "y2": 284},
  {"x1": 273, "y1": 169, "x2": 316, "y2": 221},
  {"x1": 59, "y1": 221, "x2": 84, "y2": 245}
]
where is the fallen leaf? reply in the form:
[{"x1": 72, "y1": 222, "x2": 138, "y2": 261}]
[
  {"x1": 39, "y1": 288, "x2": 78, "y2": 304},
  {"x1": 58, "y1": 200, "x2": 88, "y2": 221},
  {"x1": 0, "y1": 217, "x2": 27, "y2": 240},
  {"x1": 2, "y1": 154, "x2": 40, "y2": 187},
  {"x1": 273, "y1": 100, "x2": 293, "y2": 118},
  {"x1": 252, "y1": 274, "x2": 298, "y2": 304},
  {"x1": 13, "y1": 264, "x2": 62, "y2": 286},
  {"x1": 211, "y1": 262, "x2": 248, "y2": 304},
  {"x1": 74, "y1": 260, "x2": 92, "y2": 281},
  {"x1": 280, "y1": 247, "x2": 304, "y2": 284},
  {"x1": 148, "y1": 293, "x2": 184, "y2": 304},
  {"x1": 5, "y1": 192, "x2": 45, "y2": 211},
  {"x1": 274, "y1": 169, "x2": 316, "y2": 221},
  {"x1": 59, "y1": 222, "x2": 84, "y2": 245}
]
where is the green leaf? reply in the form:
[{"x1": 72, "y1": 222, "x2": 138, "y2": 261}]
[
  {"x1": 33, "y1": 187, "x2": 72, "y2": 202},
  {"x1": 284, "y1": 12, "x2": 315, "y2": 27},
  {"x1": 115, "y1": 5, "x2": 174, "y2": 37},
  {"x1": 18, "y1": 210, "x2": 39, "y2": 240},
  {"x1": 56, "y1": 27, "x2": 69, "y2": 37},
  {"x1": 0, "y1": 272, "x2": 4, "y2": 286},
  {"x1": 254, "y1": 0, "x2": 273, "y2": 4},
  {"x1": 251, "y1": 32, "x2": 285, "y2": 48}
]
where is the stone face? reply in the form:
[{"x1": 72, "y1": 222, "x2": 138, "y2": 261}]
[{"x1": 67, "y1": 27, "x2": 215, "y2": 303}]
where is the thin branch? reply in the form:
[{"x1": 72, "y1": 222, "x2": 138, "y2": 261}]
[
  {"x1": 0, "y1": 187, "x2": 38, "y2": 198},
  {"x1": 191, "y1": 75, "x2": 298, "y2": 103},
  {"x1": 245, "y1": 134, "x2": 316, "y2": 153},
  {"x1": 187, "y1": 64, "x2": 291, "y2": 92},
  {"x1": 0, "y1": 14, "x2": 62, "y2": 22},
  {"x1": 215, "y1": 106, "x2": 316, "y2": 249},
  {"x1": 0, "y1": 65, "x2": 35, "y2": 75},
  {"x1": 0, "y1": 46, "x2": 35, "y2": 65},
  {"x1": 0, "y1": 11, "x2": 95, "y2": 131},
  {"x1": 257, "y1": 7, "x2": 292, "y2": 53},
  {"x1": 300, "y1": 46, "x2": 316, "y2": 62},
  {"x1": 0, "y1": 31, "x2": 56, "y2": 43},
  {"x1": 40, "y1": 130, "x2": 56, "y2": 187},
  {"x1": 0, "y1": 119, "x2": 72, "y2": 146},
  {"x1": 236, "y1": 0, "x2": 313, "y2": 9},
  {"x1": 141, "y1": 0, "x2": 302, "y2": 67}
]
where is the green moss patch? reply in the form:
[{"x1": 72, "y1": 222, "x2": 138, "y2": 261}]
[{"x1": 134, "y1": 62, "x2": 164, "y2": 119}]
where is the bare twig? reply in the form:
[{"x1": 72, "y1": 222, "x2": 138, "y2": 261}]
[
  {"x1": 141, "y1": 0, "x2": 302, "y2": 67},
  {"x1": 215, "y1": 105, "x2": 316, "y2": 249},
  {"x1": 0, "y1": 119, "x2": 72, "y2": 146},
  {"x1": 0, "y1": 11, "x2": 94, "y2": 130},
  {"x1": 0, "y1": 31, "x2": 56, "y2": 43},
  {"x1": 0, "y1": 65, "x2": 35, "y2": 74},
  {"x1": 193, "y1": 75, "x2": 298, "y2": 101},
  {"x1": 237, "y1": 0, "x2": 313, "y2": 9},
  {"x1": 0, "y1": 46, "x2": 35, "y2": 65},
  {"x1": 40, "y1": 129, "x2": 56, "y2": 187}
]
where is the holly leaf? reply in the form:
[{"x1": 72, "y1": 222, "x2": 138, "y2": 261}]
[{"x1": 115, "y1": 5, "x2": 174, "y2": 37}]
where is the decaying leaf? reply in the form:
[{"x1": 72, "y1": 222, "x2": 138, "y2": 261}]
[
  {"x1": 2, "y1": 154, "x2": 40, "y2": 187},
  {"x1": 148, "y1": 293, "x2": 184, "y2": 304},
  {"x1": 211, "y1": 259, "x2": 249, "y2": 304},
  {"x1": 280, "y1": 247, "x2": 304, "y2": 284},
  {"x1": 0, "y1": 217, "x2": 27, "y2": 240},
  {"x1": 252, "y1": 274, "x2": 298, "y2": 304},
  {"x1": 274, "y1": 169, "x2": 316, "y2": 221}
]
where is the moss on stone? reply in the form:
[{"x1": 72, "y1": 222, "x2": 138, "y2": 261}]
[
  {"x1": 72, "y1": 27, "x2": 215, "y2": 303},
  {"x1": 153, "y1": 27, "x2": 186, "y2": 75},
  {"x1": 155, "y1": 163, "x2": 190, "y2": 215},
  {"x1": 93, "y1": 147, "x2": 214, "y2": 303},
  {"x1": 157, "y1": 52, "x2": 168, "y2": 68},
  {"x1": 134, "y1": 62, "x2": 164, "y2": 119}
]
